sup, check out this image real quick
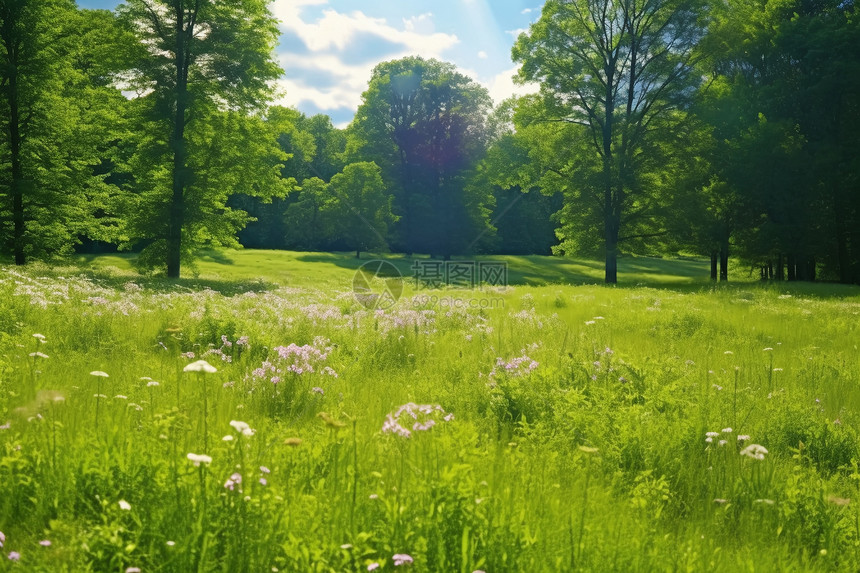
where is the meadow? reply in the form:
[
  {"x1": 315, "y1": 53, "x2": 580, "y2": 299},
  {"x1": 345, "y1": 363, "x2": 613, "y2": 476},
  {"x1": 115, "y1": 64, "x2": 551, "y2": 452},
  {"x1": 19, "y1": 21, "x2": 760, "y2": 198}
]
[{"x1": 1, "y1": 250, "x2": 859, "y2": 572}]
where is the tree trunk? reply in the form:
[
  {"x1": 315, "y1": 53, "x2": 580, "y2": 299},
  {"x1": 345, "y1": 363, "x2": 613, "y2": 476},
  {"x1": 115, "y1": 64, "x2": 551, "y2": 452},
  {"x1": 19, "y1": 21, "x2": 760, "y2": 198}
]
[
  {"x1": 710, "y1": 251, "x2": 718, "y2": 281},
  {"x1": 719, "y1": 240, "x2": 728, "y2": 282},
  {"x1": 605, "y1": 221, "x2": 618, "y2": 284},
  {"x1": 776, "y1": 253, "x2": 784, "y2": 281},
  {"x1": 5, "y1": 23, "x2": 25, "y2": 265},
  {"x1": 787, "y1": 254, "x2": 796, "y2": 281},
  {"x1": 807, "y1": 257, "x2": 816, "y2": 282},
  {"x1": 356, "y1": 250, "x2": 360, "y2": 259},
  {"x1": 167, "y1": 9, "x2": 189, "y2": 279}
]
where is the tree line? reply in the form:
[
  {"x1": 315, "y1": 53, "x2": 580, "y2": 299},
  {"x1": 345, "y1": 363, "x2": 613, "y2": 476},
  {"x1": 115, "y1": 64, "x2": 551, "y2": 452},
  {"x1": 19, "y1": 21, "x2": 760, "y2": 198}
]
[{"x1": 1, "y1": 0, "x2": 858, "y2": 283}]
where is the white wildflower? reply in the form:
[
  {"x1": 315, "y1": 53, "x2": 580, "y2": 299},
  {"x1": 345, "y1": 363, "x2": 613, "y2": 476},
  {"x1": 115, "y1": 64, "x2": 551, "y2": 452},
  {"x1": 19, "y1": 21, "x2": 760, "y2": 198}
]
[{"x1": 183, "y1": 360, "x2": 217, "y2": 373}]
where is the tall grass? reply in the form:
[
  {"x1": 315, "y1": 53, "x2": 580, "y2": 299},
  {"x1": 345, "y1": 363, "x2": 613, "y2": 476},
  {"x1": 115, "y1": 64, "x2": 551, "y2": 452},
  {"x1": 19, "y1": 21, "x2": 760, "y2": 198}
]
[{"x1": 0, "y1": 256, "x2": 858, "y2": 571}]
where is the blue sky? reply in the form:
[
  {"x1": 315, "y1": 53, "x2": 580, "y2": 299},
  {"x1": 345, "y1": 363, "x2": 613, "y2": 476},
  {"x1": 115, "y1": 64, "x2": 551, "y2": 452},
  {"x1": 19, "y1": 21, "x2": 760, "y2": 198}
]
[{"x1": 78, "y1": 0, "x2": 543, "y2": 126}]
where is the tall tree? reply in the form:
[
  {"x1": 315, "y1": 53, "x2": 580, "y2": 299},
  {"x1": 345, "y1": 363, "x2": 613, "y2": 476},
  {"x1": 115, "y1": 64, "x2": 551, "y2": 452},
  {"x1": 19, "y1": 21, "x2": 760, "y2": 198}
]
[
  {"x1": 118, "y1": 0, "x2": 284, "y2": 277},
  {"x1": 0, "y1": 2, "x2": 125, "y2": 263},
  {"x1": 698, "y1": 0, "x2": 860, "y2": 283},
  {"x1": 328, "y1": 162, "x2": 396, "y2": 259},
  {"x1": 513, "y1": 0, "x2": 707, "y2": 283},
  {"x1": 350, "y1": 56, "x2": 493, "y2": 257}
]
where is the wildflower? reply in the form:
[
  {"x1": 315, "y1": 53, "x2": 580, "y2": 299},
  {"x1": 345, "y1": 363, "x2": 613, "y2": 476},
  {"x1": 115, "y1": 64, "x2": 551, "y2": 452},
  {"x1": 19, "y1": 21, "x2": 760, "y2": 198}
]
[
  {"x1": 754, "y1": 498, "x2": 775, "y2": 505},
  {"x1": 341, "y1": 544, "x2": 353, "y2": 550},
  {"x1": 763, "y1": 347, "x2": 773, "y2": 352},
  {"x1": 222, "y1": 435, "x2": 234, "y2": 442},
  {"x1": 584, "y1": 320, "x2": 596, "y2": 325},
  {"x1": 90, "y1": 371, "x2": 108, "y2": 377},
  {"x1": 229, "y1": 420, "x2": 255, "y2": 436},
  {"x1": 166, "y1": 541, "x2": 175, "y2": 547},
  {"x1": 705, "y1": 437, "x2": 713, "y2": 443},
  {"x1": 39, "y1": 539, "x2": 52, "y2": 548},
  {"x1": 259, "y1": 478, "x2": 267, "y2": 486},
  {"x1": 183, "y1": 360, "x2": 217, "y2": 374},
  {"x1": 578, "y1": 445, "x2": 599, "y2": 454},
  {"x1": 413, "y1": 419, "x2": 436, "y2": 432},
  {"x1": 369, "y1": 494, "x2": 379, "y2": 500},
  {"x1": 713, "y1": 499, "x2": 728, "y2": 504},
  {"x1": 187, "y1": 453, "x2": 212, "y2": 467},
  {"x1": 126, "y1": 568, "x2": 141, "y2": 573},
  {"x1": 721, "y1": 427, "x2": 733, "y2": 433},
  {"x1": 29, "y1": 352, "x2": 49, "y2": 358},
  {"x1": 224, "y1": 473, "x2": 242, "y2": 491},
  {"x1": 723, "y1": 351, "x2": 733, "y2": 355},
  {"x1": 284, "y1": 437, "x2": 302, "y2": 447},
  {"x1": 119, "y1": 500, "x2": 131, "y2": 511},
  {"x1": 393, "y1": 554, "x2": 413, "y2": 566},
  {"x1": 740, "y1": 444, "x2": 768, "y2": 460},
  {"x1": 114, "y1": 395, "x2": 128, "y2": 400},
  {"x1": 147, "y1": 381, "x2": 159, "y2": 387},
  {"x1": 706, "y1": 432, "x2": 720, "y2": 438},
  {"x1": 773, "y1": 367, "x2": 783, "y2": 372},
  {"x1": 33, "y1": 334, "x2": 46, "y2": 340},
  {"x1": 260, "y1": 466, "x2": 270, "y2": 474},
  {"x1": 0, "y1": 530, "x2": 4, "y2": 548},
  {"x1": 8, "y1": 551, "x2": 20, "y2": 561},
  {"x1": 368, "y1": 564, "x2": 380, "y2": 571},
  {"x1": 737, "y1": 435, "x2": 751, "y2": 441},
  {"x1": 312, "y1": 387, "x2": 324, "y2": 395},
  {"x1": 718, "y1": 440, "x2": 727, "y2": 446}
]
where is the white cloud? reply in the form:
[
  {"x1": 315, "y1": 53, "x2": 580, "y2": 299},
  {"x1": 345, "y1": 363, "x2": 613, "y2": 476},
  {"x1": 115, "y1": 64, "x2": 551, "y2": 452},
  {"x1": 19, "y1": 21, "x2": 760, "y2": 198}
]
[
  {"x1": 505, "y1": 28, "x2": 529, "y2": 39},
  {"x1": 521, "y1": 8, "x2": 532, "y2": 13},
  {"x1": 403, "y1": 13, "x2": 435, "y2": 34},
  {"x1": 477, "y1": 50, "x2": 488, "y2": 59},
  {"x1": 485, "y1": 65, "x2": 539, "y2": 106},
  {"x1": 271, "y1": 1, "x2": 460, "y2": 115}
]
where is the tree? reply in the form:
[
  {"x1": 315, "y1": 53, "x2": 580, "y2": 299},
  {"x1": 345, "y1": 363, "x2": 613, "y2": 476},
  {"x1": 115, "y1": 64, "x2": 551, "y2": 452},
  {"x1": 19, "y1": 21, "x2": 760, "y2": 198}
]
[
  {"x1": 328, "y1": 162, "x2": 396, "y2": 259},
  {"x1": 513, "y1": 0, "x2": 706, "y2": 283},
  {"x1": 117, "y1": 0, "x2": 284, "y2": 277},
  {"x1": 350, "y1": 56, "x2": 493, "y2": 257},
  {"x1": 0, "y1": 2, "x2": 126, "y2": 263},
  {"x1": 235, "y1": 108, "x2": 347, "y2": 250},
  {"x1": 282, "y1": 177, "x2": 336, "y2": 251},
  {"x1": 697, "y1": 0, "x2": 860, "y2": 283}
]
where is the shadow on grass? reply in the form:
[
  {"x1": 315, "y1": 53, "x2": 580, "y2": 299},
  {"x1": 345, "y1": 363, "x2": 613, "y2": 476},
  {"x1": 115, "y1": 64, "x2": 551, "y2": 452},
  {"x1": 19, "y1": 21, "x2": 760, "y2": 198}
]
[{"x1": 28, "y1": 254, "x2": 279, "y2": 297}]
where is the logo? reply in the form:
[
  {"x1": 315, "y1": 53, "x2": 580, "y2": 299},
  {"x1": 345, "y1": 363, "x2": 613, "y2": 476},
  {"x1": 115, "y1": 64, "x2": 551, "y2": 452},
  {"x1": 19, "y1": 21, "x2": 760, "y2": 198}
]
[{"x1": 353, "y1": 260, "x2": 403, "y2": 310}]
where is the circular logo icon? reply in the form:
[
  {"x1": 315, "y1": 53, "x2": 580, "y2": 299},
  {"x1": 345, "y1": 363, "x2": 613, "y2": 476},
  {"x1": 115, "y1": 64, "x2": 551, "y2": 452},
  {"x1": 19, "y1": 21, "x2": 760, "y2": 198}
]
[{"x1": 353, "y1": 260, "x2": 403, "y2": 310}]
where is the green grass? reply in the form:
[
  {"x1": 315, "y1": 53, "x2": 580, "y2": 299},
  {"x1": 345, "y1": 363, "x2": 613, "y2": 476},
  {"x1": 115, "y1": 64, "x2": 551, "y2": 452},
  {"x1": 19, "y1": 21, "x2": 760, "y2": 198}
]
[
  {"x1": 72, "y1": 248, "x2": 718, "y2": 288},
  {"x1": 1, "y1": 251, "x2": 859, "y2": 571}
]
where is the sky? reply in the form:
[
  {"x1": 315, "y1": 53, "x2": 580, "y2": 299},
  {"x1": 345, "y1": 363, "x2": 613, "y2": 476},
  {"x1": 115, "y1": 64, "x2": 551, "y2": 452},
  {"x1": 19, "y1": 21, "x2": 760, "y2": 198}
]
[{"x1": 78, "y1": 0, "x2": 544, "y2": 127}]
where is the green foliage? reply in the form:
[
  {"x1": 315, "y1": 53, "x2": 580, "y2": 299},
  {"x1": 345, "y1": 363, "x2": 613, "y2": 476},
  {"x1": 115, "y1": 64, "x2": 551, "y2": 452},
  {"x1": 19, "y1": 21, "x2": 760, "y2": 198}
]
[
  {"x1": 350, "y1": 56, "x2": 493, "y2": 256},
  {"x1": 0, "y1": 2, "x2": 128, "y2": 263},
  {"x1": 512, "y1": 0, "x2": 708, "y2": 282},
  {"x1": 328, "y1": 162, "x2": 397, "y2": 257},
  {"x1": 116, "y1": 0, "x2": 285, "y2": 277}
]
